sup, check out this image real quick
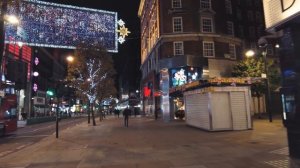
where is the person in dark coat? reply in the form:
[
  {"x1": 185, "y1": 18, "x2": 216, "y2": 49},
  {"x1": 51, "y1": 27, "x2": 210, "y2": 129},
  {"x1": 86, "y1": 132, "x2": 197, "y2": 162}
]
[{"x1": 123, "y1": 107, "x2": 131, "y2": 127}]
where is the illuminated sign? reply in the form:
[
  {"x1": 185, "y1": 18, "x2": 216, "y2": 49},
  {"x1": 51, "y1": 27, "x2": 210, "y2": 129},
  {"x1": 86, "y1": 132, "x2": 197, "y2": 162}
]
[
  {"x1": 5, "y1": 0, "x2": 118, "y2": 52},
  {"x1": 143, "y1": 87, "x2": 151, "y2": 97},
  {"x1": 263, "y1": 0, "x2": 300, "y2": 30},
  {"x1": 171, "y1": 67, "x2": 201, "y2": 87}
]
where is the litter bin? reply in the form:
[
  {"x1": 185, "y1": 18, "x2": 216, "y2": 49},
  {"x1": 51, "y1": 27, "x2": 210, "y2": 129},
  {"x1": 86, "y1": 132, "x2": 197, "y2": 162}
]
[{"x1": 0, "y1": 122, "x2": 5, "y2": 137}]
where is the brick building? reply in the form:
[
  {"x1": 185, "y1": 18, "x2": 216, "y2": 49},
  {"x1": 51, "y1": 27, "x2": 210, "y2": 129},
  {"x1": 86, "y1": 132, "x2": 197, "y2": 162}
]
[{"x1": 138, "y1": 0, "x2": 267, "y2": 120}]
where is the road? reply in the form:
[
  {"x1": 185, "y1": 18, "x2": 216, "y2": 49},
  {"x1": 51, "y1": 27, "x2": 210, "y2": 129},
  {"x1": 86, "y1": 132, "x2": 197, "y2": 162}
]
[
  {"x1": 0, "y1": 117, "x2": 86, "y2": 158},
  {"x1": 0, "y1": 116, "x2": 299, "y2": 168}
]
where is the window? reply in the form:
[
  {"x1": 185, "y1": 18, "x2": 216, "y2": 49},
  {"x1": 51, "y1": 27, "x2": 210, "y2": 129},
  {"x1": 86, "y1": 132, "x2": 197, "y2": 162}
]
[
  {"x1": 256, "y1": 12, "x2": 262, "y2": 22},
  {"x1": 201, "y1": 17, "x2": 213, "y2": 33},
  {"x1": 247, "y1": 11, "x2": 254, "y2": 21},
  {"x1": 173, "y1": 17, "x2": 183, "y2": 32},
  {"x1": 203, "y1": 41, "x2": 215, "y2": 57},
  {"x1": 254, "y1": 0, "x2": 261, "y2": 7},
  {"x1": 236, "y1": 8, "x2": 242, "y2": 20},
  {"x1": 250, "y1": 42, "x2": 256, "y2": 50},
  {"x1": 172, "y1": 0, "x2": 182, "y2": 8},
  {"x1": 225, "y1": 0, "x2": 232, "y2": 14},
  {"x1": 174, "y1": 41, "x2": 184, "y2": 56},
  {"x1": 257, "y1": 26, "x2": 263, "y2": 37},
  {"x1": 227, "y1": 21, "x2": 234, "y2": 36},
  {"x1": 249, "y1": 27, "x2": 255, "y2": 38},
  {"x1": 200, "y1": 0, "x2": 211, "y2": 9},
  {"x1": 229, "y1": 44, "x2": 236, "y2": 59},
  {"x1": 247, "y1": 0, "x2": 252, "y2": 6},
  {"x1": 239, "y1": 25, "x2": 244, "y2": 37}
]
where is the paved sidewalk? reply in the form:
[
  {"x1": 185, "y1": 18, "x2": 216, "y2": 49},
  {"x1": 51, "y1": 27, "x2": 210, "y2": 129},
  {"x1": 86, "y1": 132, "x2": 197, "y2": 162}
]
[{"x1": 0, "y1": 116, "x2": 299, "y2": 168}]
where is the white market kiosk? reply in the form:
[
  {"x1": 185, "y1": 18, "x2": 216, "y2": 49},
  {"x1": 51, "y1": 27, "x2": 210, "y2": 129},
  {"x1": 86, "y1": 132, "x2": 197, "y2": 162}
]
[{"x1": 184, "y1": 86, "x2": 252, "y2": 131}]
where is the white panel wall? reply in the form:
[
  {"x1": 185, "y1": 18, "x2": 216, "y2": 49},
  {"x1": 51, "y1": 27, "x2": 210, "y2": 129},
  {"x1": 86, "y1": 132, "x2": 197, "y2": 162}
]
[
  {"x1": 211, "y1": 93, "x2": 232, "y2": 130},
  {"x1": 185, "y1": 93, "x2": 210, "y2": 130},
  {"x1": 230, "y1": 92, "x2": 248, "y2": 130}
]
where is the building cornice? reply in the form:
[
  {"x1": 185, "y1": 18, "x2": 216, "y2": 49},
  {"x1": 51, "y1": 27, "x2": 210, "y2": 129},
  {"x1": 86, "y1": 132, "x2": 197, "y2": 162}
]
[{"x1": 141, "y1": 33, "x2": 243, "y2": 68}]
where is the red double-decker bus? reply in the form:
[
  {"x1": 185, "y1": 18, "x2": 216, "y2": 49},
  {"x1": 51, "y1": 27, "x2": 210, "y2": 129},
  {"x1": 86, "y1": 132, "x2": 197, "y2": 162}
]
[{"x1": 0, "y1": 94, "x2": 17, "y2": 136}]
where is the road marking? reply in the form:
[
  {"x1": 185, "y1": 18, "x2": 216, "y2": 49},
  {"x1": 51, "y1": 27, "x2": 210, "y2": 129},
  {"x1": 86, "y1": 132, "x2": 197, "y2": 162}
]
[
  {"x1": 270, "y1": 147, "x2": 289, "y2": 156},
  {"x1": 8, "y1": 135, "x2": 50, "y2": 139},
  {"x1": 16, "y1": 145, "x2": 26, "y2": 150},
  {"x1": 264, "y1": 159, "x2": 289, "y2": 168},
  {"x1": 0, "y1": 150, "x2": 13, "y2": 157}
]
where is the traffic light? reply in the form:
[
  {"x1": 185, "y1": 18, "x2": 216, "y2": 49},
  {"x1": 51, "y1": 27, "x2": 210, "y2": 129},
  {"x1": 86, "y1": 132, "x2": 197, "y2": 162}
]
[{"x1": 46, "y1": 89, "x2": 55, "y2": 97}]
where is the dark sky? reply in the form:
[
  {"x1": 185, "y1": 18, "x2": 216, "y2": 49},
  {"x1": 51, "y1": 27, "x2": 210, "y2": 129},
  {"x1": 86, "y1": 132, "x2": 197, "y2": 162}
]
[{"x1": 42, "y1": 0, "x2": 141, "y2": 93}]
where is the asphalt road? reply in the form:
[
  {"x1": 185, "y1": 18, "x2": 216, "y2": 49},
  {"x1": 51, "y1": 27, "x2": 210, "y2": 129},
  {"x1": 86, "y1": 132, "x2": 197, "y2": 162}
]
[{"x1": 0, "y1": 117, "x2": 86, "y2": 158}]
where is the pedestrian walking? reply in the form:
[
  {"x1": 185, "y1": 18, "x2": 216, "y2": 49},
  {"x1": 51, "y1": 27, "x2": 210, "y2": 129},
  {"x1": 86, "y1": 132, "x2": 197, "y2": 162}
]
[{"x1": 123, "y1": 107, "x2": 131, "y2": 127}]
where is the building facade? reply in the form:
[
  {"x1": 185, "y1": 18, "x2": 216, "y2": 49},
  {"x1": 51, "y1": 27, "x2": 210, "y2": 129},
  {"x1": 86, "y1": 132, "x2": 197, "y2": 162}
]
[{"x1": 138, "y1": 0, "x2": 266, "y2": 120}]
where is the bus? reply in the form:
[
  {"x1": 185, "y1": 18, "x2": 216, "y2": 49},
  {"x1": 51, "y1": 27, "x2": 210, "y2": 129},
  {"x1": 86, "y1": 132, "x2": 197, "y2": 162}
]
[{"x1": 0, "y1": 94, "x2": 17, "y2": 136}]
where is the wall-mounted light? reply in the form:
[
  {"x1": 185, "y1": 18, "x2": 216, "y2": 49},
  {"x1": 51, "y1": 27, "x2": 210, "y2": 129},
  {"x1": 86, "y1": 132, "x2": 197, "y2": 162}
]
[{"x1": 33, "y1": 72, "x2": 39, "y2": 77}]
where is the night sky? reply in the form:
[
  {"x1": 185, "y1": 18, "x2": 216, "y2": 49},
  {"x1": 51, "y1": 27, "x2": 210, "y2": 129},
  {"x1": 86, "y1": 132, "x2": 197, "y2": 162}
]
[{"x1": 41, "y1": 0, "x2": 141, "y2": 94}]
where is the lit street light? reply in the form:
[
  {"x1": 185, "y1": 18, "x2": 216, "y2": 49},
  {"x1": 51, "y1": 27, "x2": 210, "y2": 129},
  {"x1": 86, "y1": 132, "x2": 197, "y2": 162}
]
[
  {"x1": 245, "y1": 45, "x2": 272, "y2": 122},
  {"x1": 66, "y1": 55, "x2": 74, "y2": 63},
  {"x1": 245, "y1": 50, "x2": 255, "y2": 58},
  {"x1": 4, "y1": 14, "x2": 19, "y2": 25}
]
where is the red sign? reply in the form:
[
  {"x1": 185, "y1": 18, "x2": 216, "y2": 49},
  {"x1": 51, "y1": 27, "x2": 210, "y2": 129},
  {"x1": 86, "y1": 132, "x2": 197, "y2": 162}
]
[{"x1": 143, "y1": 87, "x2": 151, "y2": 97}]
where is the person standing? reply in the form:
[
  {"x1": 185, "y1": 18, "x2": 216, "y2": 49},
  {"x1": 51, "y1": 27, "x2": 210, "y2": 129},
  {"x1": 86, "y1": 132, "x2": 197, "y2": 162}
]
[{"x1": 123, "y1": 107, "x2": 131, "y2": 127}]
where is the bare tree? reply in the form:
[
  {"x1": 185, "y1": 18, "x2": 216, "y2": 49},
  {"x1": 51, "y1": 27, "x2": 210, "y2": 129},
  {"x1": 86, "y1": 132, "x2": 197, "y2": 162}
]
[{"x1": 66, "y1": 43, "x2": 116, "y2": 126}]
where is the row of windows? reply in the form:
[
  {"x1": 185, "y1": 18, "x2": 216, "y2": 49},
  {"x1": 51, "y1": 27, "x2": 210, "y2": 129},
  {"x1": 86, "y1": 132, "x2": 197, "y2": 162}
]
[
  {"x1": 173, "y1": 0, "x2": 233, "y2": 15},
  {"x1": 173, "y1": 17, "x2": 234, "y2": 35},
  {"x1": 173, "y1": 41, "x2": 236, "y2": 59},
  {"x1": 172, "y1": 0, "x2": 212, "y2": 9},
  {"x1": 236, "y1": 9, "x2": 263, "y2": 23},
  {"x1": 172, "y1": 0, "x2": 262, "y2": 23},
  {"x1": 237, "y1": 0, "x2": 262, "y2": 7}
]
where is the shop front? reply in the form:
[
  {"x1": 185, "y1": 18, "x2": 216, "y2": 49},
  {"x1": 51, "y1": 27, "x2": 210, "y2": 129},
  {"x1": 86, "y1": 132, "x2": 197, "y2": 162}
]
[
  {"x1": 162, "y1": 66, "x2": 202, "y2": 121},
  {"x1": 181, "y1": 78, "x2": 252, "y2": 131}
]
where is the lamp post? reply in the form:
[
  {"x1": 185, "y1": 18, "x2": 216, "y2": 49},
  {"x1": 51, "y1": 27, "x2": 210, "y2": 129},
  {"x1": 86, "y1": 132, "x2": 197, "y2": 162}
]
[
  {"x1": 258, "y1": 37, "x2": 272, "y2": 123},
  {"x1": 245, "y1": 47, "x2": 272, "y2": 122},
  {"x1": 0, "y1": 0, "x2": 20, "y2": 70}
]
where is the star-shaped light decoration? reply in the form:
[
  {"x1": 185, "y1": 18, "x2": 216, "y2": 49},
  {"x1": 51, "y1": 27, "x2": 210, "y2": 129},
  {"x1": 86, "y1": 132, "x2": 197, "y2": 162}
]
[
  {"x1": 117, "y1": 19, "x2": 125, "y2": 26},
  {"x1": 117, "y1": 19, "x2": 130, "y2": 44},
  {"x1": 118, "y1": 37, "x2": 125, "y2": 44}
]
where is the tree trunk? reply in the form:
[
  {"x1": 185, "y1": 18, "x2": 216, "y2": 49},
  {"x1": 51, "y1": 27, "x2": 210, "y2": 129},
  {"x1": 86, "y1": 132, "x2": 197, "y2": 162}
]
[
  {"x1": 87, "y1": 102, "x2": 90, "y2": 124},
  {"x1": 257, "y1": 96, "x2": 261, "y2": 119},
  {"x1": 91, "y1": 102, "x2": 96, "y2": 126},
  {"x1": 99, "y1": 109, "x2": 103, "y2": 121}
]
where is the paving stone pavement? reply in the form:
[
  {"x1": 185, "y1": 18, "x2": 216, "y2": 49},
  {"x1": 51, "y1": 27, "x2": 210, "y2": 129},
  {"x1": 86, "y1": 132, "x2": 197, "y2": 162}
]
[{"x1": 0, "y1": 116, "x2": 299, "y2": 168}]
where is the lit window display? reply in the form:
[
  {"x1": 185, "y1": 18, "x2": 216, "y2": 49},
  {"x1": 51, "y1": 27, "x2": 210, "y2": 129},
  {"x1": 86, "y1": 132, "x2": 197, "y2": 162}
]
[{"x1": 170, "y1": 67, "x2": 201, "y2": 87}]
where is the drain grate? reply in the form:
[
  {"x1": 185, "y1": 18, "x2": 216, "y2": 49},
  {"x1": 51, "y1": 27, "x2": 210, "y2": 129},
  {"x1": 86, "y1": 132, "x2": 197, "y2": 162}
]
[
  {"x1": 270, "y1": 147, "x2": 289, "y2": 156},
  {"x1": 264, "y1": 159, "x2": 289, "y2": 168}
]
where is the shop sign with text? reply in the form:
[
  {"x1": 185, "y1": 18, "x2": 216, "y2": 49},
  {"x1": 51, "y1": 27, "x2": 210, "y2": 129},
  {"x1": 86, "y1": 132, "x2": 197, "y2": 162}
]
[{"x1": 263, "y1": 0, "x2": 300, "y2": 30}]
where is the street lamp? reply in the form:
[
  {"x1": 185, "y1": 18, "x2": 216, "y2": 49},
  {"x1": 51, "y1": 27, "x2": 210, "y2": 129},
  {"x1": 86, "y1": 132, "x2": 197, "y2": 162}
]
[
  {"x1": 245, "y1": 50, "x2": 255, "y2": 58},
  {"x1": 66, "y1": 55, "x2": 74, "y2": 63},
  {"x1": 245, "y1": 47, "x2": 272, "y2": 122},
  {"x1": 4, "y1": 14, "x2": 19, "y2": 25}
]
